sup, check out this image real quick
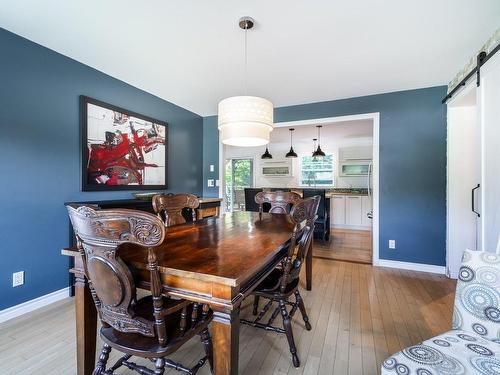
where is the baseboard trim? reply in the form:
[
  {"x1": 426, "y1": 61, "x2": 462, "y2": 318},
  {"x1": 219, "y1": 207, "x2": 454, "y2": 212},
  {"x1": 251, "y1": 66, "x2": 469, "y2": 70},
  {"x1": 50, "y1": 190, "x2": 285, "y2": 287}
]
[
  {"x1": 331, "y1": 224, "x2": 372, "y2": 231},
  {"x1": 0, "y1": 287, "x2": 70, "y2": 323},
  {"x1": 376, "y1": 259, "x2": 446, "y2": 274}
]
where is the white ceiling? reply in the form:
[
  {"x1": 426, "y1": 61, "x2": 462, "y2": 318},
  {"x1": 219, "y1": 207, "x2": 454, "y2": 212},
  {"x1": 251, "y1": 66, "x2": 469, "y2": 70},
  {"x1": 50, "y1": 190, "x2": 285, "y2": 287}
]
[
  {"x1": 270, "y1": 120, "x2": 373, "y2": 146},
  {"x1": 1, "y1": 0, "x2": 499, "y2": 115}
]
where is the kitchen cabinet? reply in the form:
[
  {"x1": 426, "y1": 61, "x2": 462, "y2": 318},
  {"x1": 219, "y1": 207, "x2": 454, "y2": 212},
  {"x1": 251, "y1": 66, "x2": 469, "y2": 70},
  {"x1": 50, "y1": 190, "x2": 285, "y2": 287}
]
[
  {"x1": 361, "y1": 195, "x2": 372, "y2": 227},
  {"x1": 345, "y1": 196, "x2": 362, "y2": 225},
  {"x1": 339, "y1": 146, "x2": 372, "y2": 161},
  {"x1": 330, "y1": 194, "x2": 372, "y2": 229},
  {"x1": 331, "y1": 195, "x2": 346, "y2": 225}
]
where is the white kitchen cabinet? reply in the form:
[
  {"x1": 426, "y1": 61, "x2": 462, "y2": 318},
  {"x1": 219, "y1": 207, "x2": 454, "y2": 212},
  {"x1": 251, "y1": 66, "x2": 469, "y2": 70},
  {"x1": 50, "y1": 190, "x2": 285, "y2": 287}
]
[
  {"x1": 331, "y1": 195, "x2": 346, "y2": 225},
  {"x1": 339, "y1": 146, "x2": 372, "y2": 161},
  {"x1": 361, "y1": 195, "x2": 373, "y2": 227},
  {"x1": 330, "y1": 194, "x2": 372, "y2": 229},
  {"x1": 345, "y1": 196, "x2": 362, "y2": 225}
]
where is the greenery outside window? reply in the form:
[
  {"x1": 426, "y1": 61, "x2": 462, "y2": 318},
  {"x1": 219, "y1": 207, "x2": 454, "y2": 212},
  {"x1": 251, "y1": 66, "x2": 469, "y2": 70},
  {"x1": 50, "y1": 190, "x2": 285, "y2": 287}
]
[{"x1": 300, "y1": 155, "x2": 334, "y2": 186}]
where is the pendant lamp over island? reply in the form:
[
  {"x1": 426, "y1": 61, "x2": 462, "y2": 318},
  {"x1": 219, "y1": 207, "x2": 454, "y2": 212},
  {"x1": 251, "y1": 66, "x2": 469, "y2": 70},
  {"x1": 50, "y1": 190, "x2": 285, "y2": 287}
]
[
  {"x1": 312, "y1": 125, "x2": 326, "y2": 158},
  {"x1": 261, "y1": 146, "x2": 273, "y2": 159},
  {"x1": 218, "y1": 17, "x2": 274, "y2": 147},
  {"x1": 285, "y1": 128, "x2": 298, "y2": 158}
]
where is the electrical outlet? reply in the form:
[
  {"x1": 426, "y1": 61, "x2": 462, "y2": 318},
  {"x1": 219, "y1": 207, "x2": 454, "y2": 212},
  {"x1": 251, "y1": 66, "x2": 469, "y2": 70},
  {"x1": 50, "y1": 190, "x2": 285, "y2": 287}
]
[
  {"x1": 12, "y1": 271, "x2": 24, "y2": 287},
  {"x1": 207, "y1": 179, "x2": 215, "y2": 187},
  {"x1": 209, "y1": 164, "x2": 215, "y2": 172},
  {"x1": 389, "y1": 240, "x2": 396, "y2": 249}
]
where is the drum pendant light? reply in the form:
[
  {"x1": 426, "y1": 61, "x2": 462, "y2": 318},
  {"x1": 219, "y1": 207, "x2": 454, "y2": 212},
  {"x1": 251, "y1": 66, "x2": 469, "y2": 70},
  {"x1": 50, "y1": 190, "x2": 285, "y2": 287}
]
[
  {"x1": 218, "y1": 17, "x2": 274, "y2": 147},
  {"x1": 312, "y1": 125, "x2": 326, "y2": 158},
  {"x1": 285, "y1": 128, "x2": 298, "y2": 158}
]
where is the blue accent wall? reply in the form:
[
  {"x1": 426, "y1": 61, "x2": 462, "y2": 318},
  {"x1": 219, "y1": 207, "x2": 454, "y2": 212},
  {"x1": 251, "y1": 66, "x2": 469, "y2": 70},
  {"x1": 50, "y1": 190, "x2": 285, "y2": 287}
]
[
  {"x1": 203, "y1": 86, "x2": 447, "y2": 266},
  {"x1": 0, "y1": 28, "x2": 203, "y2": 310},
  {"x1": 203, "y1": 117, "x2": 221, "y2": 197}
]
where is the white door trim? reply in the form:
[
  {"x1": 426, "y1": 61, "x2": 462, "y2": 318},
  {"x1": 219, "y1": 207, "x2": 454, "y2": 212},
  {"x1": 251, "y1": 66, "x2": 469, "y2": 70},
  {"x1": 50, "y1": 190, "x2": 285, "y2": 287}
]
[{"x1": 218, "y1": 112, "x2": 380, "y2": 266}]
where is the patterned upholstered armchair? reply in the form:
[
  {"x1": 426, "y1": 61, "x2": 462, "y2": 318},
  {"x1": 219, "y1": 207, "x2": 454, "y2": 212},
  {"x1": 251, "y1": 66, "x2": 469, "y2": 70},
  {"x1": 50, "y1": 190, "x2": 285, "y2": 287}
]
[{"x1": 382, "y1": 249, "x2": 500, "y2": 374}]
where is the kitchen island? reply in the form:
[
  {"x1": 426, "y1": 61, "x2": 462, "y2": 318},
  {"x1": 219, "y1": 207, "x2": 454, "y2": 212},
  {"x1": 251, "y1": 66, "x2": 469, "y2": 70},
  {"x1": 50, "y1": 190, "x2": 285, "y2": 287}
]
[{"x1": 259, "y1": 187, "x2": 372, "y2": 229}]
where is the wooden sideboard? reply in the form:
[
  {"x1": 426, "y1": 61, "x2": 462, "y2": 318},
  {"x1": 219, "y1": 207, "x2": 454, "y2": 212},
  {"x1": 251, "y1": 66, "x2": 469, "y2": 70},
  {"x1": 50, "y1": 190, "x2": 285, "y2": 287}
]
[
  {"x1": 64, "y1": 196, "x2": 223, "y2": 295},
  {"x1": 66, "y1": 197, "x2": 222, "y2": 219}
]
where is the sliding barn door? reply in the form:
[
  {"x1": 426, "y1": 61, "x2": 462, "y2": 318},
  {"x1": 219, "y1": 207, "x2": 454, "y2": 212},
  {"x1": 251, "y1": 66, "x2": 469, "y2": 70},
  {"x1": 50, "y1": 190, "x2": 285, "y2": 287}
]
[
  {"x1": 479, "y1": 51, "x2": 500, "y2": 252},
  {"x1": 446, "y1": 85, "x2": 480, "y2": 277}
]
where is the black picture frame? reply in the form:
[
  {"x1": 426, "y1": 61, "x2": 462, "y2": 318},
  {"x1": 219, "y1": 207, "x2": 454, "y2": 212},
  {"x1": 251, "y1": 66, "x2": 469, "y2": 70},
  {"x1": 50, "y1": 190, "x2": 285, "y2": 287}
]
[{"x1": 80, "y1": 96, "x2": 168, "y2": 191}]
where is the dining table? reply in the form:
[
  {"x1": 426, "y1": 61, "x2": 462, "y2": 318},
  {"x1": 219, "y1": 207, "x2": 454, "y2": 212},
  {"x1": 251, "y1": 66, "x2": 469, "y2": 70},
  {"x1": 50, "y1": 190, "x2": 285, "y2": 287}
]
[{"x1": 62, "y1": 211, "x2": 314, "y2": 375}]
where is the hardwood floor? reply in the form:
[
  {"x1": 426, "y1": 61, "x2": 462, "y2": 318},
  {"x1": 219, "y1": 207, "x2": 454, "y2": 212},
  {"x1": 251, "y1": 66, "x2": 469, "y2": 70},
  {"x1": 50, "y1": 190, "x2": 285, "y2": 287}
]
[
  {"x1": 0, "y1": 259, "x2": 456, "y2": 375},
  {"x1": 314, "y1": 229, "x2": 372, "y2": 264}
]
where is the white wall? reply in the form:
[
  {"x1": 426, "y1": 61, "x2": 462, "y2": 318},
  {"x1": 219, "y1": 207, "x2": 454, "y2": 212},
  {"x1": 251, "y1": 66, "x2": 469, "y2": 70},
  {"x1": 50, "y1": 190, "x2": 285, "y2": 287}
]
[{"x1": 224, "y1": 123, "x2": 373, "y2": 188}]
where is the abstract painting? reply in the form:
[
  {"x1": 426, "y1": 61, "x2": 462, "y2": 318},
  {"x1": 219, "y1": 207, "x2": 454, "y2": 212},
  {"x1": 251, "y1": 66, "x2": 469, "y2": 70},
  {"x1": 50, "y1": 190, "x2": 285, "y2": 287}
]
[{"x1": 81, "y1": 96, "x2": 168, "y2": 191}]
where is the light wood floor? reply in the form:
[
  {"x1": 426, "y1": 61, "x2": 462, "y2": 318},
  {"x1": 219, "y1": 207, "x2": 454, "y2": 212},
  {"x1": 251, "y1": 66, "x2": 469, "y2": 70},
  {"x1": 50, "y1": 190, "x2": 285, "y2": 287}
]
[
  {"x1": 314, "y1": 229, "x2": 372, "y2": 264},
  {"x1": 0, "y1": 259, "x2": 456, "y2": 375}
]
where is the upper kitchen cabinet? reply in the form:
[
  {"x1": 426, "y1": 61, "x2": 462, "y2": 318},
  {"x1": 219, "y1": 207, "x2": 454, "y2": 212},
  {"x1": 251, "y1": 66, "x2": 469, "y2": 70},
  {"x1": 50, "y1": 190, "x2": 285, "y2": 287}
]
[{"x1": 339, "y1": 146, "x2": 372, "y2": 161}]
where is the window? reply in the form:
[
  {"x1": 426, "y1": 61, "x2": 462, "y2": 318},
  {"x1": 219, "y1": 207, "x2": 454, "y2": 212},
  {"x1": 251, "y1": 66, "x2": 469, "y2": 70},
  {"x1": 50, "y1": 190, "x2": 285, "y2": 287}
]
[{"x1": 300, "y1": 155, "x2": 334, "y2": 186}]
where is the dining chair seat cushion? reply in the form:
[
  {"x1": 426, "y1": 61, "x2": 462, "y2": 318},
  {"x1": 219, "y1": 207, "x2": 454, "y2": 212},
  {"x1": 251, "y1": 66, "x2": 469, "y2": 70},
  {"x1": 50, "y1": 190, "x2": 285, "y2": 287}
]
[
  {"x1": 381, "y1": 329, "x2": 500, "y2": 374},
  {"x1": 100, "y1": 296, "x2": 212, "y2": 358},
  {"x1": 253, "y1": 268, "x2": 300, "y2": 296}
]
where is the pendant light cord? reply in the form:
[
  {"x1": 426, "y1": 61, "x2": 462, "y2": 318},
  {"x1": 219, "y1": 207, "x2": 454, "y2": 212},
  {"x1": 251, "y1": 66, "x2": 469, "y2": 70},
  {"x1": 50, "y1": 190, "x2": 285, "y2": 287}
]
[{"x1": 244, "y1": 25, "x2": 248, "y2": 95}]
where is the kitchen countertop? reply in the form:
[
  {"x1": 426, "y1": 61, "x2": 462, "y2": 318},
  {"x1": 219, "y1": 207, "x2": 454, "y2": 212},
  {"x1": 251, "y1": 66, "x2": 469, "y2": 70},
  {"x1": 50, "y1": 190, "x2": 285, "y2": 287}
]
[
  {"x1": 261, "y1": 187, "x2": 369, "y2": 197},
  {"x1": 326, "y1": 191, "x2": 368, "y2": 197},
  {"x1": 198, "y1": 197, "x2": 223, "y2": 203}
]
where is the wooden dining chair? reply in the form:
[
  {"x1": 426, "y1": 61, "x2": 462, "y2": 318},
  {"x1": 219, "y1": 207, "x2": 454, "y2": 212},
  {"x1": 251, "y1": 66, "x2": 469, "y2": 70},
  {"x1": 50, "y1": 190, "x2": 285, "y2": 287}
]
[
  {"x1": 152, "y1": 193, "x2": 200, "y2": 227},
  {"x1": 302, "y1": 189, "x2": 329, "y2": 243},
  {"x1": 244, "y1": 188, "x2": 263, "y2": 212},
  {"x1": 66, "y1": 204, "x2": 213, "y2": 375},
  {"x1": 254, "y1": 190, "x2": 301, "y2": 217},
  {"x1": 241, "y1": 196, "x2": 321, "y2": 367}
]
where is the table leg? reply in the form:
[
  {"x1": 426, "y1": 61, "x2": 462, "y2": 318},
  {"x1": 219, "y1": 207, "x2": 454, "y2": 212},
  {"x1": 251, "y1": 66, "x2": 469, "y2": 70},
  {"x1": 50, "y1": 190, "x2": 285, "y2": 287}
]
[
  {"x1": 212, "y1": 309, "x2": 240, "y2": 375},
  {"x1": 306, "y1": 239, "x2": 313, "y2": 291},
  {"x1": 75, "y1": 274, "x2": 97, "y2": 375}
]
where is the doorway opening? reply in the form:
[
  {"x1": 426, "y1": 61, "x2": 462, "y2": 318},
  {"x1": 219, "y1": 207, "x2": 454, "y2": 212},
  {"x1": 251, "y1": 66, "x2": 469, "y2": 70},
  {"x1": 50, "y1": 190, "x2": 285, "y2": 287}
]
[
  {"x1": 224, "y1": 158, "x2": 254, "y2": 212},
  {"x1": 219, "y1": 113, "x2": 380, "y2": 265}
]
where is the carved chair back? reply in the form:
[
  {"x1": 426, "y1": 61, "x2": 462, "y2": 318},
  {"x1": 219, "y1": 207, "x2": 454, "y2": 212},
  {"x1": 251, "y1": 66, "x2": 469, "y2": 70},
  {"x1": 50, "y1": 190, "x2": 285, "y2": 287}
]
[
  {"x1": 255, "y1": 190, "x2": 302, "y2": 215},
  {"x1": 67, "y1": 204, "x2": 167, "y2": 342},
  {"x1": 280, "y1": 196, "x2": 320, "y2": 292},
  {"x1": 302, "y1": 189, "x2": 327, "y2": 220},
  {"x1": 152, "y1": 193, "x2": 200, "y2": 227}
]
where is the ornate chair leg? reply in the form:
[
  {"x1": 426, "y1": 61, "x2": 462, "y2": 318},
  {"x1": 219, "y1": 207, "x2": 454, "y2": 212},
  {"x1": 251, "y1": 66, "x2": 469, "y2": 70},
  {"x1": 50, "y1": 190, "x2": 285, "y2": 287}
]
[
  {"x1": 279, "y1": 299, "x2": 300, "y2": 367},
  {"x1": 92, "y1": 343, "x2": 111, "y2": 375},
  {"x1": 200, "y1": 328, "x2": 214, "y2": 373},
  {"x1": 294, "y1": 290, "x2": 312, "y2": 330},
  {"x1": 252, "y1": 296, "x2": 260, "y2": 315},
  {"x1": 154, "y1": 358, "x2": 165, "y2": 375}
]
